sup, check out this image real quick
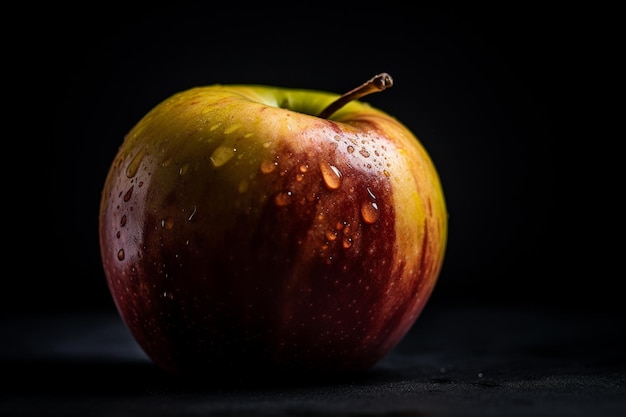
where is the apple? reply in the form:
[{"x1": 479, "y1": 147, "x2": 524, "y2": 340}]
[{"x1": 99, "y1": 73, "x2": 448, "y2": 377}]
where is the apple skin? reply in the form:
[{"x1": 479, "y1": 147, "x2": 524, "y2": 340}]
[{"x1": 99, "y1": 83, "x2": 448, "y2": 376}]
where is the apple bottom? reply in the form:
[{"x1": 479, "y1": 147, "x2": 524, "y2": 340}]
[
  {"x1": 105, "y1": 172, "x2": 430, "y2": 376},
  {"x1": 112, "y1": 261, "x2": 428, "y2": 378},
  {"x1": 108, "y1": 200, "x2": 429, "y2": 377}
]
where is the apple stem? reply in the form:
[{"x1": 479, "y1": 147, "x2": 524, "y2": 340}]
[{"x1": 318, "y1": 73, "x2": 393, "y2": 119}]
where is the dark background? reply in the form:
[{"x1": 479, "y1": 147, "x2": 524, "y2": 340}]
[{"x1": 9, "y1": 5, "x2": 616, "y2": 317}]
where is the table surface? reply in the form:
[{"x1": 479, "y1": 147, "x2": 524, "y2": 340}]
[{"x1": 2, "y1": 304, "x2": 625, "y2": 417}]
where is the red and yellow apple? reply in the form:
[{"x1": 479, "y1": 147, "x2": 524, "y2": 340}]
[{"x1": 99, "y1": 74, "x2": 448, "y2": 376}]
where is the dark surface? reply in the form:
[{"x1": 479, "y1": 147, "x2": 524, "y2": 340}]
[{"x1": 2, "y1": 302, "x2": 625, "y2": 416}]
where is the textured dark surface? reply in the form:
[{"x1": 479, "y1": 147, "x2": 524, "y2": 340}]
[{"x1": 2, "y1": 304, "x2": 624, "y2": 417}]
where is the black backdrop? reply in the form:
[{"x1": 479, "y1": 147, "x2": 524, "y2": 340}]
[{"x1": 10, "y1": 5, "x2": 615, "y2": 318}]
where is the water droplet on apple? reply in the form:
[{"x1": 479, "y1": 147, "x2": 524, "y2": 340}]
[
  {"x1": 161, "y1": 217, "x2": 174, "y2": 230},
  {"x1": 224, "y1": 124, "x2": 241, "y2": 134},
  {"x1": 333, "y1": 135, "x2": 341, "y2": 141},
  {"x1": 120, "y1": 215, "x2": 127, "y2": 227},
  {"x1": 361, "y1": 201, "x2": 380, "y2": 224},
  {"x1": 319, "y1": 161, "x2": 342, "y2": 190},
  {"x1": 210, "y1": 146, "x2": 235, "y2": 167},
  {"x1": 187, "y1": 206, "x2": 197, "y2": 221},
  {"x1": 123, "y1": 186, "x2": 134, "y2": 202},
  {"x1": 359, "y1": 148, "x2": 370, "y2": 158},
  {"x1": 299, "y1": 164, "x2": 309, "y2": 172},
  {"x1": 325, "y1": 230, "x2": 338, "y2": 241},
  {"x1": 263, "y1": 141, "x2": 272, "y2": 148},
  {"x1": 383, "y1": 169, "x2": 391, "y2": 177},
  {"x1": 126, "y1": 146, "x2": 147, "y2": 178},
  {"x1": 179, "y1": 162, "x2": 190, "y2": 175},
  {"x1": 117, "y1": 249, "x2": 125, "y2": 261},
  {"x1": 347, "y1": 145, "x2": 355, "y2": 154},
  {"x1": 274, "y1": 191, "x2": 292, "y2": 206},
  {"x1": 260, "y1": 159, "x2": 277, "y2": 174},
  {"x1": 342, "y1": 237, "x2": 353, "y2": 249}
]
